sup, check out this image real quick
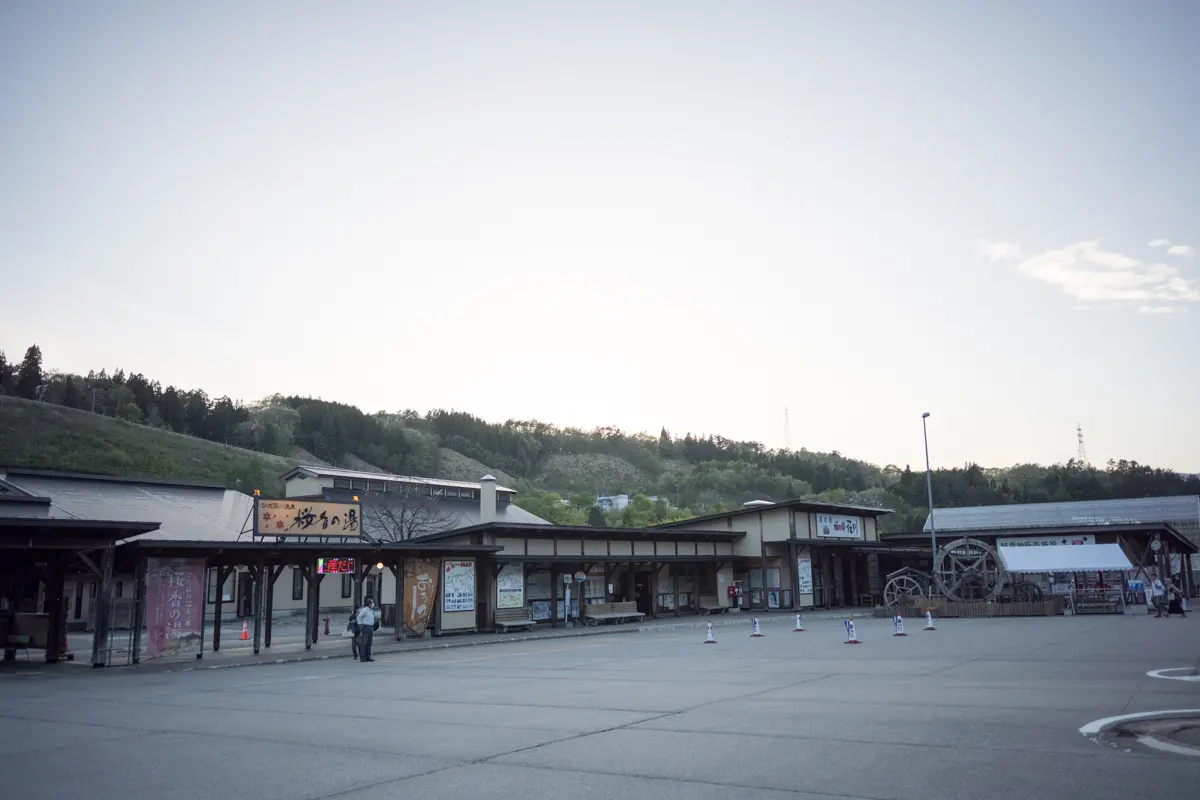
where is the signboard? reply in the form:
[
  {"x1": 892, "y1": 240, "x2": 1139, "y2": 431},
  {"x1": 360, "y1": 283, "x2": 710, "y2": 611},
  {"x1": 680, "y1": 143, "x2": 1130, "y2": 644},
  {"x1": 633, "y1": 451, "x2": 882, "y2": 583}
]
[
  {"x1": 253, "y1": 498, "x2": 361, "y2": 537},
  {"x1": 815, "y1": 513, "x2": 863, "y2": 540},
  {"x1": 403, "y1": 559, "x2": 439, "y2": 636},
  {"x1": 496, "y1": 563, "x2": 525, "y2": 609},
  {"x1": 796, "y1": 557, "x2": 813, "y2": 594},
  {"x1": 574, "y1": 571, "x2": 586, "y2": 583},
  {"x1": 443, "y1": 560, "x2": 476, "y2": 612},
  {"x1": 317, "y1": 558, "x2": 355, "y2": 574},
  {"x1": 145, "y1": 558, "x2": 205, "y2": 660},
  {"x1": 997, "y1": 534, "x2": 1093, "y2": 548}
]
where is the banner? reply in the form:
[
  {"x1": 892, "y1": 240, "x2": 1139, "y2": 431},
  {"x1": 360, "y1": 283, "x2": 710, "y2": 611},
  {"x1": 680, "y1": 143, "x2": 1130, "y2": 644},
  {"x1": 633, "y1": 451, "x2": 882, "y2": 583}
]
[
  {"x1": 496, "y1": 563, "x2": 525, "y2": 609},
  {"x1": 253, "y1": 498, "x2": 361, "y2": 537},
  {"x1": 145, "y1": 558, "x2": 205, "y2": 660},
  {"x1": 796, "y1": 557, "x2": 813, "y2": 594},
  {"x1": 443, "y1": 560, "x2": 476, "y2": 612},
  {"x1": 403, "y1": 559, "x2": 439, "y2": 636},
  {"x1": 997, "y1": 534, "x2": 1093, "y2": 547},
  {"x1": 815, "y1": 514, "x2": 863, "y2": 540}
]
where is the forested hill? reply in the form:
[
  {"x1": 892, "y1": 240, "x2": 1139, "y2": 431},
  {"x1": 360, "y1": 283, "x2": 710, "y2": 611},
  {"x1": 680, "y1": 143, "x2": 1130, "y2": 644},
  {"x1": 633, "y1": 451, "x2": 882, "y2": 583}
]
[{"x1": 2, "y1": 342, "x2": 1198, "y2": 532}]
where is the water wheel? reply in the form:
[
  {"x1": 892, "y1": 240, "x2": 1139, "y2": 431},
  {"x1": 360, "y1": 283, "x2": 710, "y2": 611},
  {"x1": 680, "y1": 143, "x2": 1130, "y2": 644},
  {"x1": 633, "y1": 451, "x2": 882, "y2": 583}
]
[
  {"x1": 1012, "y1": 581, "x2": 1044, "y2": 602},
  {"x1": 934, "y1": 537, "x2": 1005, "y2": 602},
  {"x1": 883, "y1": 573, "x2": 927, "y2": 607}
]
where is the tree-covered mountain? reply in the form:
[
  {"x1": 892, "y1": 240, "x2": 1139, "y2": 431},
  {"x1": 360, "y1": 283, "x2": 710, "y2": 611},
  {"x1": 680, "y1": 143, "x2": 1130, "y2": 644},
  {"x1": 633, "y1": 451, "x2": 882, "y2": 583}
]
[{"x1": 2, "y1": 341, "x2": 1198, "y2": 532}]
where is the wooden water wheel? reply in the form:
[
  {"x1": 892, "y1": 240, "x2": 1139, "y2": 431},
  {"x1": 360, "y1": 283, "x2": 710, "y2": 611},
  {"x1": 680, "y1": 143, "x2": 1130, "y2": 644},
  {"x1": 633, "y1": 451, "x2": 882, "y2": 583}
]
[{"x1": 934, "y1": 537, "x2": 1006, "y2": 602}]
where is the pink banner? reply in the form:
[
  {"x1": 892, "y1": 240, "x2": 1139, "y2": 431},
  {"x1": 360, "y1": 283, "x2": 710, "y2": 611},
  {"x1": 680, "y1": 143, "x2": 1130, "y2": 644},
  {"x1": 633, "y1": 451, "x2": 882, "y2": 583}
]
[{"x1": 145, "y1": 558, "x2": 205, "y2": 660}]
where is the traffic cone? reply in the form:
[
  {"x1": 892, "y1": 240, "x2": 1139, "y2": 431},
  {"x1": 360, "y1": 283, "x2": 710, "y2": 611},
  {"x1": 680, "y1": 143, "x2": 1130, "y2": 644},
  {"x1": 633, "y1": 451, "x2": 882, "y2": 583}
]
[
  {"x1": 793, "y1": 613, "x2": 805, "y2": 632},
  {"x1": 704, "y1": 622, "x2": 717, "y2": 644},
  {"x1": 239, "y1": 620, "x2": 249, "y2": 641},
  {"x1": 61, "y1": 627, "x2": 74, "y2": 661},
  {"x1": 893, "y1": 614, "x2": 907, "y2": 636},
  {"x1": 844, "y1": 617, "x2": 861, "y2": 644},
  {"x1": 750, "y1": 617, "x2": 764, "y2": 637},
  {"x1": 924, "y1": 610, "x2": 937, "y2": 631}
]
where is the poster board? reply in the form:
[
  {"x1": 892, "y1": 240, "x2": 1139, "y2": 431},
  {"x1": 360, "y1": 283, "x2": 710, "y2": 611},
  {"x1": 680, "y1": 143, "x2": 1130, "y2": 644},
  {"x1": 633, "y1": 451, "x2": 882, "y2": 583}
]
[
  {"x1": 443, "y1": 560, "x2": 476, "y2": 612},
  {"x1": 815, "y1": 513, "x2": 863, "y2": 540},
  {"x1": 145, "y1": 558, "x2": 205, "y2": 660},
  {"x1": 796, "y1": 557, "x2": 813, "y2": 594},
  {"x1": 403, "y1": 559, "x2": 439, "y2": 636},
  {"x1": 496, "y1": 563, "x2": 525, "y2": 609}
]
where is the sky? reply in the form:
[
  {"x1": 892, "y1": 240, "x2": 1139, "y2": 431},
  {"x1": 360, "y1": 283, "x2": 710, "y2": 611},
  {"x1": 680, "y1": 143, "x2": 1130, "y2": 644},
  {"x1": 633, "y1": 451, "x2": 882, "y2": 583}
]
[{"x1": 2, "y1": 2, "x2": 1199, "y2": 473}]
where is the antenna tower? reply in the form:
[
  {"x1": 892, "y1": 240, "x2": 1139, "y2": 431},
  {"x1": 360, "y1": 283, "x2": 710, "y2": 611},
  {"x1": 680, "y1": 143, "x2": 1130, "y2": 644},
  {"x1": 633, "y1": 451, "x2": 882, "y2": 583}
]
[
  {"x1": 1076, "y1": 424, "x2": 1089, "y2": 465},
  {"x1": 784, "y1": 407, "x2": 791, "y2": 451}
]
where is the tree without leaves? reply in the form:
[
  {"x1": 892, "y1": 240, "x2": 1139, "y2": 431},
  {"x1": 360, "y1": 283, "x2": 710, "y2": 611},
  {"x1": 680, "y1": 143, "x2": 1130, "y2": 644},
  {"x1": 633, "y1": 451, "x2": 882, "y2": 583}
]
[{"x1": 361, "y1": 489, "x2": 463, "y2": 542}]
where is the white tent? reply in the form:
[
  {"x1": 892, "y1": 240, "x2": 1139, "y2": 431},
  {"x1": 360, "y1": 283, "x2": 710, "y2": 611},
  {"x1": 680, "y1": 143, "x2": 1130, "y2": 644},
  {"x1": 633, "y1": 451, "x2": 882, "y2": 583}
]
[{"x1": 998, "y1": 543, "x2": 1133, "y2": 574}]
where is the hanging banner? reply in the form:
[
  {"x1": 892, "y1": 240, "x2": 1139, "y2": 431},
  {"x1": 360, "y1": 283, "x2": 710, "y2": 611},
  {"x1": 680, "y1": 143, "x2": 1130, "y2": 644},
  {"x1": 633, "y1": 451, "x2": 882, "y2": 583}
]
[
  {"x1": 796, "y1": 557, "x2": 813, "y2": 594},
  {"x1": 145, "y1": 558, "x2": 205, "y2": 660},
  {"x1": 496, "y1": 563, "x2": 525, "y2": 609},
  {"x1": 443, "y1": 560, "x2": 476, "y2": 612},
  {"x1": 815, "y1": 514, "x2": 863, "y2": 539},
  {"x1": 403, "y1": 559, "x2": 439, "y2": 636}
]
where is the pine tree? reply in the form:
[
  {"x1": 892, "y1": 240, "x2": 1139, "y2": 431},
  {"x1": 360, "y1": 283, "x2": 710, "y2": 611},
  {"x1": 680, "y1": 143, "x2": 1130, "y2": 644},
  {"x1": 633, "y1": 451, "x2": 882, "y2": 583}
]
[
  {"x1": 62, "y1": 378, "x2": 82, "y2": 409},
  {"x1": 0, "y1": 350, "x2": 12, "y2": 394},
  {"x1": 15, "y1": 344, "x2": 44, "y2": 399},
  {"x1": 587, "y1": 505, "x2": 607, "y2": 527}
]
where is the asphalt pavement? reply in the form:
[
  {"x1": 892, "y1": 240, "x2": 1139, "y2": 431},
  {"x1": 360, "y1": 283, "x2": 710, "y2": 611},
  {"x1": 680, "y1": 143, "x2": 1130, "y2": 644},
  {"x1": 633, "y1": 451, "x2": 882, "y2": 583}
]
[{"x1": 4, "y1": 614, "x2": 1198, "y2": 799}]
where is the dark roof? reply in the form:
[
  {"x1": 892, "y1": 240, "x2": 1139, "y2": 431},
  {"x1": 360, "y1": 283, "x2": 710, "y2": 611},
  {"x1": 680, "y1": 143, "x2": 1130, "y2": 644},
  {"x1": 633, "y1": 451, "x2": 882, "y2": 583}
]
[
  {"x1": 410, "y1": 521, "x2": 746, "y2": 544},
  {"x1": 280, "y1": 465, "x2": 518, "y2": 494},
  {"x1": 316, "y1": 487, "x2": 551, "y2": 532},
  {"x1": 121, "y1": 539, "x2": 500, "y2": 560},
  {"x1": 0, "y1": 472, "x2": 255, "y2": 543},
  {"x1": 1, "y1": 467, "x2": 226, "y2": 491},
  {"x1": 883, "y1": 522, "x2": 1198, "y2": 555},
  {"x1": 0, "y1": 517, "x2": 161, "y2": 548},
  {"x1": 923, "y1": 496, "x2": 1200, "y2": 534},
  {"x1": 654, "y1": 498, "x2": 892, "y2": 530}
]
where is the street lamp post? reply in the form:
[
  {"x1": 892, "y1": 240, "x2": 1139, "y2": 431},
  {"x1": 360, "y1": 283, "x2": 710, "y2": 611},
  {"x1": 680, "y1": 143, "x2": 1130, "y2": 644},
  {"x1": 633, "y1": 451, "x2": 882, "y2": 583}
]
[{"x1": 921, "y1": 413, "x2": 937, "y2": 587}]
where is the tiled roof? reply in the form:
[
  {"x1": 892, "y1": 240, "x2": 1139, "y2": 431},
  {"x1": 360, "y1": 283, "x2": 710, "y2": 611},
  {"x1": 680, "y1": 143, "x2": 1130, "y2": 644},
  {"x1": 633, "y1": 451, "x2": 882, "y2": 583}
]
[
  {"x1": 282, "y1": 465, "x2": 517, "y2": 494},
  {"x1": 924, "y1": 496, "x2": 1200, "y2": 542}
]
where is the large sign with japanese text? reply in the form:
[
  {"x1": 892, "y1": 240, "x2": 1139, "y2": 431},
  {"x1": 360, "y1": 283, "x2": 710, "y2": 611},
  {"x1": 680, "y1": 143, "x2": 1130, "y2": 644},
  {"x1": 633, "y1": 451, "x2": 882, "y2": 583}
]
[
  {"x1": 443, "y1": 560, "x2": 476, "y2": 613},
  {"x1": 145, "y1": 558, "x2": 205, "y2": 660},
  {"x1": 997, "y1": 534, "x2": 1093, "y2": 548},
  {"x1": 815, "y1": 513, "x2": 863, "y2": 540},
  {"x1": 253, "y1": 498, "x2": 361, "y2": 537},
  {"x1": 403, "y1": 559, "x2": 439, "y2": 636}
]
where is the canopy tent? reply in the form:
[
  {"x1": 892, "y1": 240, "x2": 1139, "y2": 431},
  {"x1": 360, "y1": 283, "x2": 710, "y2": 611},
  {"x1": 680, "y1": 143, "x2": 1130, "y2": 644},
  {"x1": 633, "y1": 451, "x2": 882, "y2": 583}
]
[{"x1": 998, "y1": 543, "x2": 1133, "y2": 574}]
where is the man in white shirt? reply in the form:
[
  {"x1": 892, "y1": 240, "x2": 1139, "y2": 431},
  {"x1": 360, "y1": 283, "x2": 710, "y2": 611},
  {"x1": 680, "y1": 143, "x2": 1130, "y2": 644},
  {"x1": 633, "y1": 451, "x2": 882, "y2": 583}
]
[
  {"x1": 356, "y1": 598, "x2": 377, "y2": 662},
  {"x1": 1150, "y1": 574, "x2": 1166, "y2": 618}
]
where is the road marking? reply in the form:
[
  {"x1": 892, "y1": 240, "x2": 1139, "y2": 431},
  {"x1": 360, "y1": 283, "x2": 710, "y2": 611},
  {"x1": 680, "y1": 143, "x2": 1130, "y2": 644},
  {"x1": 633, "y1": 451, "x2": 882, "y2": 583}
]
[
  {"x1": 1080, "y1": 709, "x2": 1200, "y2": 736},
  {"x1": 1146, "y1": 668, "x2": 1200, "y2": 682},
  {"x1": 394, "y1": 642, "x2": 615, "y2": 666},
  {"x1": 1136, "y1": 735, "x2": 1200, "y2": 757}
]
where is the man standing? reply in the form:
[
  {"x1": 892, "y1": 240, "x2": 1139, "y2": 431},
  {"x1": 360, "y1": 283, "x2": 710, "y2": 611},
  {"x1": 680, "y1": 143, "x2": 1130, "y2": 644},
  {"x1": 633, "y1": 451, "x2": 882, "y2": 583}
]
[
  {"x1": 356, "y1": 598, "x2": 376, "y2": 662},
  {"x1": 1150, "y1": 573, "x2": 1167, "y2": 618}
]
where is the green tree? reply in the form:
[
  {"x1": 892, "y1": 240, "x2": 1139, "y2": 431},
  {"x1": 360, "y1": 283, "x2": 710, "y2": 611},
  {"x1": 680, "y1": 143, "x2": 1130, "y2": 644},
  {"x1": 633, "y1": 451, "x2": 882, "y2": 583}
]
[
  {"x1": 119, "y1": 402, "x2": 143, "y2": 423},
  {"x1": 587, "y1": 505, "x2": 606, "y2": 527},
  {"x1": 0, "y1": 350, "x2": 13, "y2": 394},
  {"x1": 61, "y1": 378, "x2": 82, "y2": 409},
  {"x1": 15, "y1": 344, "x2": 44, "y2": 399}
]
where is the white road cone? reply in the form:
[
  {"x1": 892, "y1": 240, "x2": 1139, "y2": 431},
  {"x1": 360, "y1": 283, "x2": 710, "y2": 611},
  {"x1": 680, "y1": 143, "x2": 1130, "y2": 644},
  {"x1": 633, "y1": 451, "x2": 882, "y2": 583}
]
[
  {"x1": 924, "y1": 610, "x2": 937, "y2": 631},
  {"x1": 794, "y1": 613, "x2": 805, "y2": 632},
  {"x1": 751, "y1": 617, "x2": 764, "y2": 637},
  {"x1": 893, "y1": 614, "x2": 907, "y2": 636},
  {"x1": 844, "y1": 617, "x2": 861, "y2": 644},
  {"x1": 704, "y1": 622, "x2": 717, "y2": 644}
]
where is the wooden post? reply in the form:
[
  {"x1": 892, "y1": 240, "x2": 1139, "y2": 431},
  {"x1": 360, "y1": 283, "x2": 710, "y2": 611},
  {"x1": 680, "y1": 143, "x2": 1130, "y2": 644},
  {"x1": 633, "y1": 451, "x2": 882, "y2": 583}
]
[
  {"x1": 252, "y1": 559, "x2": 265, "y2": 655},
  {"x1": 212, "y1": 566, "x2": 228, "y2": 652},
  {"x1": 44, "y1": 556, "x2": 66, "y2": 664},
  {"x1": 550, "y1": 565, "x2": 559, "y2": 628},
  {"x1": 393, "y1": 560, "x2": 404, "y2": 641},
  {"x1": 90, "y1": 545, "x2": 115, "y2": 668},
  {"x1": 129, "y1": 556, "x2": 147, "y2": 664},
  {"x1": 265, "y1": 566, "x2": 281, "y2": 647}
]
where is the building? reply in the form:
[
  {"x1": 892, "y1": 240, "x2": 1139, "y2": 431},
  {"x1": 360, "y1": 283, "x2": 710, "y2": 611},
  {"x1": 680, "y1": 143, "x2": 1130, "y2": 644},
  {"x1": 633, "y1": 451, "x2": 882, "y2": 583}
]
[
  {"x1": 595, "y1": 494, "x2": 630, "y2": 512},
  {"x1": 654, "y1": 498, "x2": 896, "y2": 609}
]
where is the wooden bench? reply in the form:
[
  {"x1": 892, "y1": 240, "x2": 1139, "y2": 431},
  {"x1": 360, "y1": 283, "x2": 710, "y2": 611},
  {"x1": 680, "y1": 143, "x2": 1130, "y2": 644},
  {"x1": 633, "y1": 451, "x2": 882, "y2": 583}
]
[
  {"x1": 698, "y1": 595, "x2": 728, "y2": 615},
  {"x1": 494, "y1": 606, "x2": 535, "y2": 632},
  {"x1": 583, "y1": 601, "x2": 646, "y2": 625}
]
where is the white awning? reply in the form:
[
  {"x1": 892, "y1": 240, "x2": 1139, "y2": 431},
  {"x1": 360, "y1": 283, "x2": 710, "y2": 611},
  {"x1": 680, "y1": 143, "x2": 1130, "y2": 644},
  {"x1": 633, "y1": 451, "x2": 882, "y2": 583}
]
[{"x1": 997, "y1": 543, "x2": 1133, "y2": 574}]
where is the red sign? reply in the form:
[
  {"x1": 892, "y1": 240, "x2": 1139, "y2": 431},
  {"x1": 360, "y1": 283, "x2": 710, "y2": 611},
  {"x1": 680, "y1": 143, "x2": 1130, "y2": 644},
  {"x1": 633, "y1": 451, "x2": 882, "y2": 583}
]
[
  {"x1": 317, "y1": 558, "x2": 355, "y2": 574},
  {"x1": 145, "y1": 558, "x2": 205, "y2": 660}
]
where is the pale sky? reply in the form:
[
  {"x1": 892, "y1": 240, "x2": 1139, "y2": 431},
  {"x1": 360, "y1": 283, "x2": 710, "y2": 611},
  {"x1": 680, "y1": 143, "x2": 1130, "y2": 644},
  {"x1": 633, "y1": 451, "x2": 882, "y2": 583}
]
[{"x1": 2, "y1": 2, "x2": 1198, "y2": 472}]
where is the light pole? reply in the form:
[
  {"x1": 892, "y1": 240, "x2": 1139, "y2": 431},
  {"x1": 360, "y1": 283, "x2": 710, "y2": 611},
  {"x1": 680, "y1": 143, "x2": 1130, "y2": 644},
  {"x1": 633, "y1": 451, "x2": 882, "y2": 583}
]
[{"x1": 921, "y1": 413, "x2": 937, "y2": 581}]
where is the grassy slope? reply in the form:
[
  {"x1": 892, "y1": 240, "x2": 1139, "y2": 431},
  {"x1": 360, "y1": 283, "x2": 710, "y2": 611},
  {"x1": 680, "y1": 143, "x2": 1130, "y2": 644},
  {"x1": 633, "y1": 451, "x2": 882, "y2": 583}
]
[
  {"x1": 535, "y1": 453, "x2": 649, "y2": 493},
  {"x1": 436, "y1": 447, "x2": 518, "y2": 488},
  {"x1": 0, "y1": 396, "x2": 298, "y2": 494}
]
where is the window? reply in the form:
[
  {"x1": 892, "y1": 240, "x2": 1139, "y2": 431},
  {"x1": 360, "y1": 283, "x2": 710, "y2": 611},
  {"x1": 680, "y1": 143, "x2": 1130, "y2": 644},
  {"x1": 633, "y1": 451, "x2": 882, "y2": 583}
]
[
  {"x1": 207, "y1": 569, "x2": 233, "y2": 603},
  {"x1": 368, "y1": 481, "x2": 386, "y2": 492},
  {"x1": 333, "y1": 478, "x2": 352, "y2": 489},
  {"x1": 341, "y1": 574, "x2": 352, "y2": 599},
  {"x1": 460, "y1": 489, "x2": 476, "y2": 501},
  {"x1": 433, "y1": 487, "x2": 446, "y2": 498},
  {"x1": 292, "y1": 568, "x2": 304, "y2": 601},
  {"x1": 351, "y1": 479, "x2": 368, "y2": 491}
]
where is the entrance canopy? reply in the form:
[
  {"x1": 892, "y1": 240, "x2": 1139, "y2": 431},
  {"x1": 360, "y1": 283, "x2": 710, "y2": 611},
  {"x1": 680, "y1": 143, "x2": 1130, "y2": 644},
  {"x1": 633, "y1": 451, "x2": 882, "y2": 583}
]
[{"x1": 998, "y1": 543, "x2": 1133, "y2": 574}]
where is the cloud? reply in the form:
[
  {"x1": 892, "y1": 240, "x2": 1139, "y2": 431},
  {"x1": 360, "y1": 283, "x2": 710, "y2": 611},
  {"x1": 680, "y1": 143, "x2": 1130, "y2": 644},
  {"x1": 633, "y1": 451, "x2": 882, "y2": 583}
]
[
  {"x1": 976, "y1": 239, "x2": 1023, "y2": 262},
  {"x1": 1149, "y1": 238, "x2": 1171, "y2": 248},
  {"x1": 1138, "y1": 305, "x2": 1176, "y2": 315},
  {"x1": 1167, "y1": 244, "x2": 1194, "y2": 257},
  {"x1": 1004, "y1": 240, "x2": 1200, "y2": 309}
]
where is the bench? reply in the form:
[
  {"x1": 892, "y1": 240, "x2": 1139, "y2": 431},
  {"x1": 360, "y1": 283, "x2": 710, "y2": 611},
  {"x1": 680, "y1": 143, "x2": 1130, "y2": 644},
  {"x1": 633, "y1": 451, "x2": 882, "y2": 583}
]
[
  {"x1": 698, "y1": 595, "x2": 728, "y2": 615},
  {"x1": 583, "y1": 601, "x2": 646, "y2": 626},
  {"x1": 494, "y1": 606, "x2": 535, "y2": 632}
]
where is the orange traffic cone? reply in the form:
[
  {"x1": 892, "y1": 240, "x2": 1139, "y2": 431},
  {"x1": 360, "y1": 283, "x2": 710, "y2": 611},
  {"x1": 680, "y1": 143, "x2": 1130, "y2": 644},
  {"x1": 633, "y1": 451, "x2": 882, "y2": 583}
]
[{"x1": 239, "y1": 620, "x2": 249, "y2": 641}]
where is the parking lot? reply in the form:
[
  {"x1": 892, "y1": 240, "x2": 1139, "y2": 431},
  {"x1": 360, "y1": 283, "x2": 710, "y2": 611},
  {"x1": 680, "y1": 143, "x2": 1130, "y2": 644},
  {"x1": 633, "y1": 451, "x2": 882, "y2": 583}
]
[{"x1": 3, "y1": 614, "x2": 1198, "y2": 799}]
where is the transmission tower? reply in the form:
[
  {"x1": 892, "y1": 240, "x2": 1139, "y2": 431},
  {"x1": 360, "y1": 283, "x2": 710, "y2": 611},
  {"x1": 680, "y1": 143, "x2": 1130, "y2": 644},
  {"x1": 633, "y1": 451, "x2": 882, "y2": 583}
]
[
  {"x1": 1076, "y1": 424, "x2": 1089, "y2": 465},
  {"x1": 784, "y1": 407, "x2": 791, "y2": 451}
]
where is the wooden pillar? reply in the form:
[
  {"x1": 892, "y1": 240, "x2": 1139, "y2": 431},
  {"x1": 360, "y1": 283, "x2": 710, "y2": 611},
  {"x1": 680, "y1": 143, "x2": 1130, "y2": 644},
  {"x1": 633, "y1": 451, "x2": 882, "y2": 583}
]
[
  {"x1": 264, "y1": 566, "x2": 281, "y2": 647},
  {"x1": 252, "y1": 559, "x2": 265, "y2": 655},
  {"x1": 90, "y1": 545, "x2": 115, "y2": 668},
  {"x1": 788, "y1": 540, "x2": 799, "y2": 610},
  {"x1": 212, "y1": 566, "x2": 228, "y2": 652},
  {"x1": 395, "y1": 559, "x2": 406, "y2": 641},
  {"x1": 550, "y1": 564, "x2": 559, "y2": 627},
  {"x1": 649, "y1": 563, "x2": 659, "y2": 619},
  {"x1": 44, "y1": 556, "x2": 66, "y2": 664},
  {"x1": 672, "y1": 563, "x2": 680, "y2": 617},
  {"x1": 603, "y1": 564, "x2": 614, "y2": 603},
  {"x1": 129, "y1": 557, "x2": 147, "y2": 664}
]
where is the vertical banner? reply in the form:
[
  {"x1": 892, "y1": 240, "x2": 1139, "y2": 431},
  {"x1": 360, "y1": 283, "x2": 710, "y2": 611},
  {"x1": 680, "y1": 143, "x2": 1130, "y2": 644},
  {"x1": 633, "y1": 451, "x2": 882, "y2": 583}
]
[
  {"x1": 443, "y1": 560, "x2": 476, "y2": 612},
  {"x1": 403, "y1": 559, "x2": 439, "y2": 636},
  {"x1": 145, "y1": 558, "x2": 205, "y2": 660},
  {"x1": 496, "y1": 563, "x2": 525, "y2": 609},
  {"x1": 796, "y1": 557, "x2": 813, "y2": 594}
]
